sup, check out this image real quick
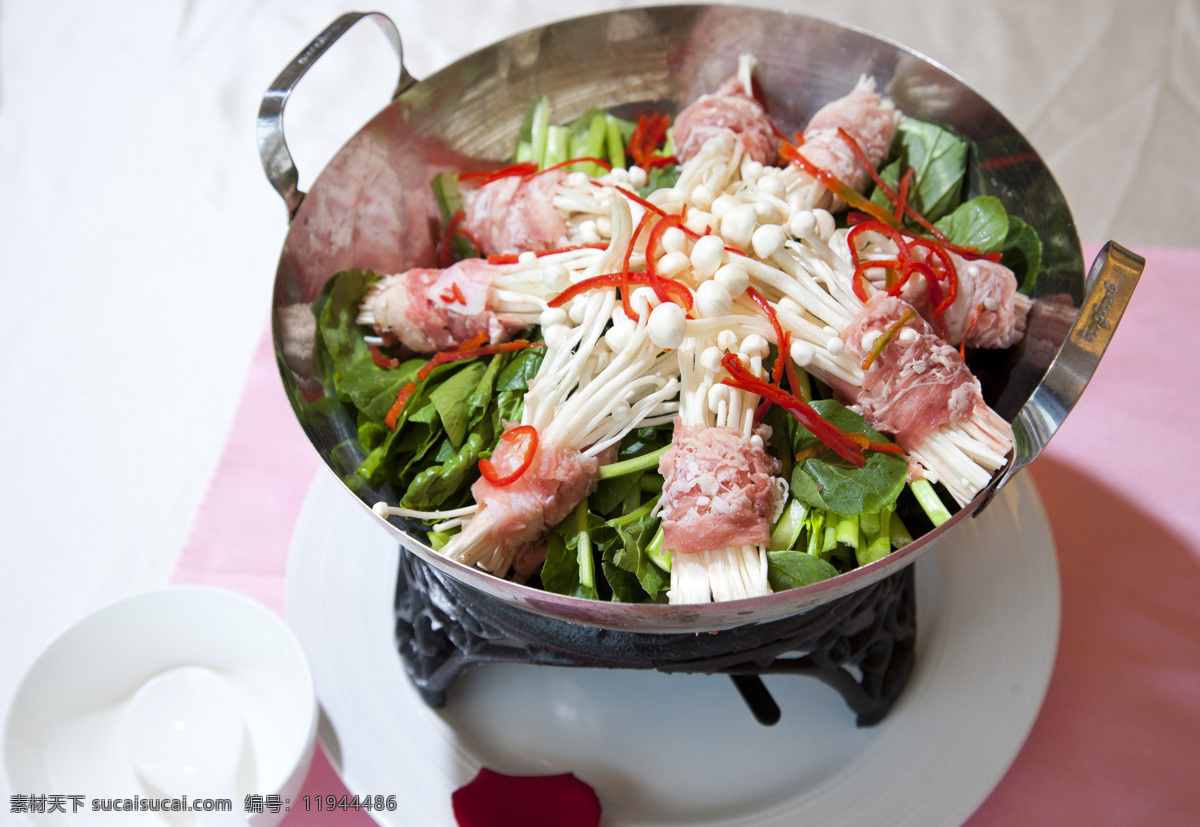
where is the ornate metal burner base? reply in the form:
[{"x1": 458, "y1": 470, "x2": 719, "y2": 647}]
[{"x1": 394, "y1": 552, "x2": 915, "y2": 727}]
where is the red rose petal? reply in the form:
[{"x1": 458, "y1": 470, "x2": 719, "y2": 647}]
[{"x1": 452, "y1": 768, "x2": 602, "y2": 827}]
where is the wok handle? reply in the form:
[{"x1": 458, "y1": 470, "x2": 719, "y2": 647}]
[
  {"x1": 256, "y1": 11, "x2": 417, "y2": 221},
  {"x1": 976, "y1": 241, "x2": 1145, "y2": 513}
]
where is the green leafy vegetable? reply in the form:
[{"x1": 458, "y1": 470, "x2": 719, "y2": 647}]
[
  {"x1": 1000, "y1": 215, "x2": 1044, "y2": 294},
  {"x1": 640, "y1": 164, "x2": 680, "y2": 197},
  {"x1": 400, "y1": 420, "x2": 493, "y2": 509},
  {"x1": 543, "y1": 501, "x2": 602, "y2": 600},
  {"x1": 787, "y1": 400, "x2": 909, "y2": 516},
  {"x1": 769, "y1": 498, "x2": 808, "y2": 551},
  {"x1": 766, "y1": 550, "x2": 840, "y2": 590},
  {"x1": 933, "y1": 195, "x2": 1009, "y2": 252},
  {"x1": 872, "y1": 117, "x2": 969, "y2": 222},
  {"x1": 600, "y1": 499, "x2": 667, "y2": 600},
  {"x1": 429, "y1": 362, "x2": 487, "y2": 448}
]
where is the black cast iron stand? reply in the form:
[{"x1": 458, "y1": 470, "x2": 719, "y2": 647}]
[{"x1": 394, "y1": 552, "x2": 916, "y2": 727}]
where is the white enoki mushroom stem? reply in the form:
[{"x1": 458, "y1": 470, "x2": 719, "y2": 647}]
[
  {"x1": 676, "y1": 131, "x2": 743, "y2": 199},
  {"x1": 440, "y1": 504, "x2": 506, "y2": 570},
  {"x1": 667, "y1": 338, "x2": 773, "y2": 605},
  {"x1": 720, "y1": 236, "x2": 1014, "y2": 507},
  {"x1": 439, "y1": 194, "x2": 682, "y2": 577}
]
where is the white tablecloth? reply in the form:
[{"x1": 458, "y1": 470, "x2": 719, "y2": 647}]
[{"x1": 2, "y1": 0, "x2": 1196, "y2": 818}]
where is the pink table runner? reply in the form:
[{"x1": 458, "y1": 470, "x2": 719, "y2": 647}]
[{"x1": 175, "y1": 244, "x2": 1200, "y2": 825}]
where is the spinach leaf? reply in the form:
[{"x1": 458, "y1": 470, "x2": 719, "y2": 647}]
[
  {"x1": 400, "y1": 418, "x2": 493, "y2": 510},
  {"x1": 788, "y1": 400, "x2": 908, "y2": 516},
  {"x1": 590, "y1": 423, "x2": 674, "y2": 516},
  {"x1": 429, "y1": 362, "x2": 486, "y2": 448},
  {"x1": 766, "y1": 550, "x2": 840, "y2": 590},
  {"x1": 933, "y1": 195, "x2": 1009, "y2": 253},
  {"x1": 1000, "y1": 215, "x2": 1044, "y2": 294},
  {"x1": 600, "y1": 500, "x2": 667, "y2": 600},
  {"x1": 495, "y1": 344, "x2": 545, "y2": 392},
  {"x1": 873, "y1": 118, "x2": 970, "y2": 222},
  {"x1": 601, "y1": 560, "x2": 648, "y2": 604},
  {"x1": 495, "y1": 344, "x2": 545, "y2": 424},
  {"x1": 466, "y1": 353, "x2": 510, "y2": 429},
  {"x1": 591, "y1": 473, "x2": 644, "y2": 517},
  {"x1": 542, "y1": 506, "x2": 602, "y2": 600},
  {"x1": 317, "y1": 269, "x2": 427, "y2": 417},
  {"x1": 640, "y1": 164, "x2": 680, "y2": 197}
]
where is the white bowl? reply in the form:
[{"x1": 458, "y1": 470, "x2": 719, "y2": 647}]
[{"x1": 3, "y1": 586, "x2": 316, "y2": 826}]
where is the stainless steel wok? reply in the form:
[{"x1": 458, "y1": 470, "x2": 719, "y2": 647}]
[{"x1": 258, "y1": 6, "x2": 1143, "y2": 633}]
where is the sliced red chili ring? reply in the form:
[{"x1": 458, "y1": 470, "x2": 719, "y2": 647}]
[
  {"x1": 643, "y1": 214, "x2": 689, "y2": 305},
  {"x1": 478, "y1": 424, "x2": 539, "y2": 486}
]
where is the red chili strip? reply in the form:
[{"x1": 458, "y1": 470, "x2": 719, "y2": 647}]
[
  {"x1": 780, "y1": 142, "x2": 897, "y2": 227},
  {"x1": 644, "y1": 154, "x2": 678, "y2": 170},
  {"x1": 456, "y1": 332, "x2": 490, "y2": 351},
  {"x1": 384, "y1": 382, "x2": 418, "y2": 431},
  {"x1": 621, "y1": 210, "x2": 658, "y2": 321},
  {"x1": 845, "y1": 433, "x2": 905, "y2": 455},
  {"x1": 436, "y1": 209, "x2": 475, "y2": 268},
  {"x1": 836, "y1": 127, "x2": 897, "y2": 204},
  {"x1": 486, "y1": 242, "x2": 609, "y2": 265},
  {"x1": 369, "y1": 346, "x2": 399, "y2": 369},
  {"x1": 383, "y1": 334, "x2": 534, "y2": 432},
  {"x1": 960, "y1": 303, "x2": 985, "y2": 361},
  {"x1": 417, "y1": 339, "x2": 544, "y2": 381},
  {"x1": 745, "y1": 287, "x2": 790, "y2": 385},
  {"x1": 833, "y1": 127, "x2": 950, "y2": 247},
  {"x1": 608, "y1": 184, "x2": 666, "y2": 217},
  {"x1": 721, "y1": 353, "x2": 866, "y2": 467},
  {"x1": 894, "y1": 167, "x2": 914, "y2": 223},
  {"x1": 450, "y1": 282, "x2": 467, "y2": 305},
  {"x1": 478, "y1": 424, "x2": 539, "y2": 486},
  {"x1": 539, "y1": 156, "x2": 614, "y2": 174},
  {"x1": 547, "y1": 271, "x2": 693, "y2": 315},
  {"x1": 643, "y1": 214, "x2": 688, "y2": 305},
  {"x1": 629, "y1": 113, "x2": 671, "y2": 169},
  {"x1": 457, "y1": 161, "x2": 539, "y2": 185}
]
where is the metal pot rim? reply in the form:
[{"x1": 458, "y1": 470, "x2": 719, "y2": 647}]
[{"x1": 261, "y1": 6, "x2": 1141, "y2": 632}]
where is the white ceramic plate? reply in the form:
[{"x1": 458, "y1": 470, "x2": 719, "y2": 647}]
[{"x1": 285, "y1": 469, "x2": 1059, "y2": 826}]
